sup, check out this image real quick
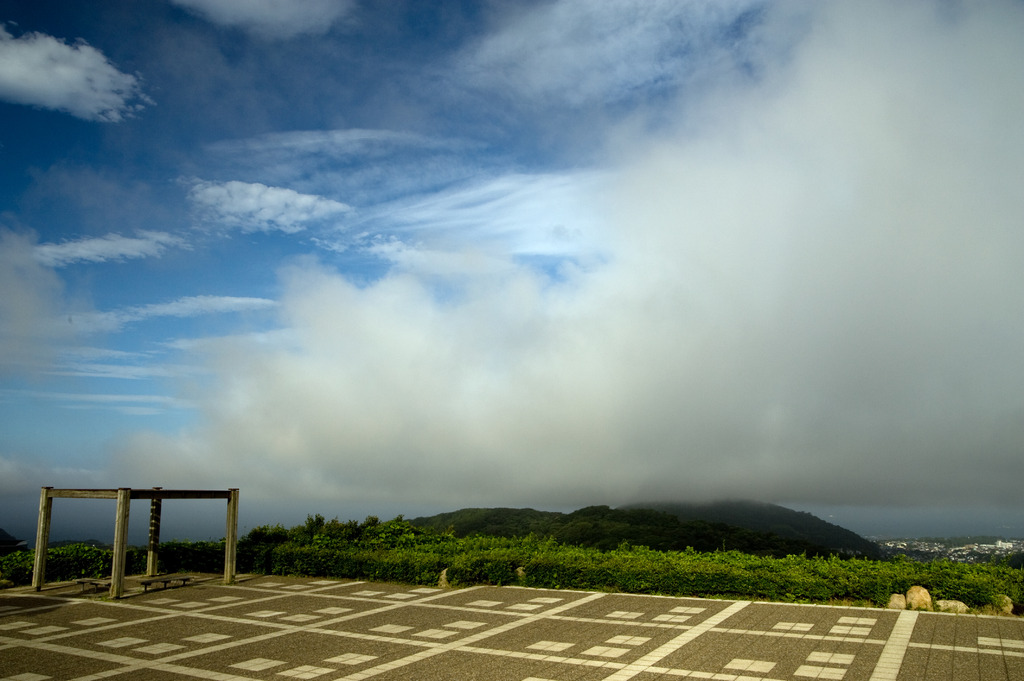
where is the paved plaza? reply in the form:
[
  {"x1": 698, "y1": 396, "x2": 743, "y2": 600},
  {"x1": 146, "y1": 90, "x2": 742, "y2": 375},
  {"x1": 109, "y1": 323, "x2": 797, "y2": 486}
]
[{"x1": 2, "y1": 575, "x2": 1023, "y2": 681}]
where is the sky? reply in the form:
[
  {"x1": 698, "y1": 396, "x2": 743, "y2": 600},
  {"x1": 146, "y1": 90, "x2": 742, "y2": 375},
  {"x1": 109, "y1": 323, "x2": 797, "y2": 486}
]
[{"x1": 2, "y1": 0, "x2": 1024, "y2": 544}]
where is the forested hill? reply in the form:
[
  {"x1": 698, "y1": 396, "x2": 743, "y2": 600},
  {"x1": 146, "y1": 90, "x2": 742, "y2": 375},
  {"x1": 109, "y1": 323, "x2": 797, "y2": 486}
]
[
  {"x1": 410, "y1": 504, "x2": 878, "y2": 558},
  {"x1": 412, "y1": 507, "x2": 559, "y2": 538},
  {"x1": 622, "y1": 501, "x2": 880, "y2": 558}
]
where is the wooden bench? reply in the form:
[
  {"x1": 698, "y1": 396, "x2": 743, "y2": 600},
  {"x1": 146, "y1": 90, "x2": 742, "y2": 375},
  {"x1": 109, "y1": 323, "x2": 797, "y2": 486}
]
[
  {"x1": 139, "y1": 574, "x2": 194, "y2": 592},
  {"x1": 75, "y1": 578, "x2": 111, "y2": 592}
]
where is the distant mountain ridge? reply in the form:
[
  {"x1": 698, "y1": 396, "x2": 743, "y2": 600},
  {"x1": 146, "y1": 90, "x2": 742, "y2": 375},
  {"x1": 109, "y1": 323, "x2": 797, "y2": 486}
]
[
  {"x1": 621, "y1": 500, "x2": 880, "y2": 557},
  {"x1": 411, "y1": 501, "x2": 879, "y2": 558}
]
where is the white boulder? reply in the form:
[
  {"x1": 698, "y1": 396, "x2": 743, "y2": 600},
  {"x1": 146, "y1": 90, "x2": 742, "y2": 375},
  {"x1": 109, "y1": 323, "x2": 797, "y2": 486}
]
[
  {"x1": 906, "y1": 585, "x2": 932, "y2": 610},
  {"x1": 936, "y1": 599, "x2": 968, "y2": 614}
]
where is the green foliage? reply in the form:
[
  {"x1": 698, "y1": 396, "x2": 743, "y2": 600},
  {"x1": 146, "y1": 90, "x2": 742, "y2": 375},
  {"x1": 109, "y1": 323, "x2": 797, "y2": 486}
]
[
  {"x1": 238, "y1": 524, "x2": 290, "y2": 574},
  {"x1": 236, "y1": 514, "x2": 1022, "y2": 610},
  {"x1": 44, "y1": 543, "x2": 113, "y2": 580},
  {"x1": 0, "y1": 544, "x2": 146, "y2": 584},
  {"x1": 267, "y1": 544, "x2": 446, "y2": 585},
  {"x1": 409, "y1": 507, "x2": 561, "y2": 538},
  {"x1": 0, "y1": 549, "x2": 34, "y2": 584},
  {"x1": 1, "y1": 515, "x2": 1019, "y2": 613},
  {"x1": 629, "y1": 501, "x2": 881, "y2": 557},
  {"x1": 288, "y1": 514, "x2": 327, "y2": 544},
  {"x1": 410, "y1": 505, "x2": 850, "y2": 558},
  {"x1": 156, "y1": 540, "x2": 224, "y2": 573},
  {"x1": 243, "y1": 523, "x2": 290, "y2": 544}
]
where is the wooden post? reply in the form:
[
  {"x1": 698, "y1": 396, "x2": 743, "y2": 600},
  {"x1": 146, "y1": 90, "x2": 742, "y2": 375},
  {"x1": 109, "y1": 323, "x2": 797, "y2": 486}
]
[
  {"x1": 32, "y1": 487, "x2": 53, "y2": 591},
  {"x1": 223, "y1": 488, "x2": 239, "y2": 584},
  {"x1": 147, "y1": 487, "x2": 162, "y2": 576},
  {"x1": 110, "y1": 488, "x2": 131, "y2": 599}
]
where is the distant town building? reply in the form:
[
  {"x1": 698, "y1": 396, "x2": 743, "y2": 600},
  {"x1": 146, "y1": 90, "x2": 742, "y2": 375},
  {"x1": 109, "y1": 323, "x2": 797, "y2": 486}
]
[{"x1": 877, "y1": 537, "x2": 1024, "y2": 563}]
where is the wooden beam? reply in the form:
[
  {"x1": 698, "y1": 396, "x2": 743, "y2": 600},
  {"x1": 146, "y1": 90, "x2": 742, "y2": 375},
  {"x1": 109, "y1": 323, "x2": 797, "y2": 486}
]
[
  {"x1": 42, "y1": 488, "x2": 232, "y2": 500},
  {"x1": 130, "y1": 489, "x2": 233, "y2": 500},
  {"x1": 32, "y1": 486, "x2": 240, "y2": 594},
  {"x1": 147, "y1": 487, "x2": 162, "y2": 577},
  {"x1": 47, "y1": 489, "x2": 119, "y2": 499},
  {"x1": 109, "y1": 488, "x2": 131, "y2": 599},
  {"x1": 223, "y1": 488, "x2": 239, "y2": 584},
  {"x1": 32, "y1": 487, "x2": 53, "y2": 591}
]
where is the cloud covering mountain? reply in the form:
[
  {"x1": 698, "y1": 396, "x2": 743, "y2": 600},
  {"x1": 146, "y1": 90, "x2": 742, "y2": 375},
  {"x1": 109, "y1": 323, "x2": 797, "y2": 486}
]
[{"x1": 1, "y1": 1, "x2": 1023, "y2": 540}]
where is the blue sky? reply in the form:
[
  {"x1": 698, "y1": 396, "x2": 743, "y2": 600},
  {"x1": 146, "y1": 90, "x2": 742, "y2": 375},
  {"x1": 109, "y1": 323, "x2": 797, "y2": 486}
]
[{"x1": 2, "y1": 0, "x2": 1024, "y2": 543}]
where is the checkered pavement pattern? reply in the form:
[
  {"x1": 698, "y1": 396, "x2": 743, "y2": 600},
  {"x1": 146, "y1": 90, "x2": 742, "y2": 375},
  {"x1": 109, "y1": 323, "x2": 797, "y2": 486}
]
[{"x1": 2, "y1": 575, "x2": 1023, "y2": 680}]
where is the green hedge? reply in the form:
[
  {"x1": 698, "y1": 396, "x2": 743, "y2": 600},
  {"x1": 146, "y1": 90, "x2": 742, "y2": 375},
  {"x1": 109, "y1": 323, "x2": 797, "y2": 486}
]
[
  {"x1": 247, "y1": 532, "x2": 1023, "y2": 609},
  {"x1": 3, "y1": 518, "x2": 1021, "y2": 612},
  {"x1": 267, "y1": 545, "x2": 447, "y2": 585},
  {"x1": 157, "y1": 541, "x2": 226, "y2": 573},
  {"x1": 0, "y1": 544, "x2": 193, "y2": 584},
  {"x1": 0, "y1": 545, "x2": 146, "y2": 584}
]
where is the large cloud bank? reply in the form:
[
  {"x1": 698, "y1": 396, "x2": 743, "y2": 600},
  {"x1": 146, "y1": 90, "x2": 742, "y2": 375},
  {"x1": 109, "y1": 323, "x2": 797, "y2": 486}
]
[{"x1": 116, "y1": 2, "x2": 1024, "y2": 515}]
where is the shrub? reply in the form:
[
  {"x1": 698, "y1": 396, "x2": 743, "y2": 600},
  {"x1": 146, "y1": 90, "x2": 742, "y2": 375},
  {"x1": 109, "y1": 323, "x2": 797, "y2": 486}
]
[
  {"x1": 4, "y1": 514, "x2": 1020, "y2": 611},
  {"x1": 156, "y1": 540, "x2": 224, "y2": 573},
  {"x1": 0, "y1": 544, "x2": 148, "y2": 584},
  {"x1": 239, "y1": 524, "x2": 289, "y2": 573},
  {"x1": 0, "y1": 550, "x2": 34, "y2": 585}
]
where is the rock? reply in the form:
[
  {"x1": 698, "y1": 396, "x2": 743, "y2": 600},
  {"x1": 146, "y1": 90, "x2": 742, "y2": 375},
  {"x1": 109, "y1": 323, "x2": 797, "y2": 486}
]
[
  {"x1": 887, "y1": 594, "x2": 907, "y2": 610},
  {"x1": 996, "y1": 594, "x2": 1013, "y2": 615},
  {"x1": 936, "y1": 599, "x2": 968, "y2": 614},
  {"x1": 906, "y1": 586, "x2": 932, "y2": 610},
  {"x1": 438, "y1": 568, "x2": 449, "y2": 588},
  {"x1": 515, "y1": 566, "x2": 526, "y2": 580}
]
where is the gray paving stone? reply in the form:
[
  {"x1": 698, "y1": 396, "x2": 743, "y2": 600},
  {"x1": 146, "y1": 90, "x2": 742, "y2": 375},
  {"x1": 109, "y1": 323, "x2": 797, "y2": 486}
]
[{"x1": 2, "y1": 575, "x2": 1022, "y2": 680}]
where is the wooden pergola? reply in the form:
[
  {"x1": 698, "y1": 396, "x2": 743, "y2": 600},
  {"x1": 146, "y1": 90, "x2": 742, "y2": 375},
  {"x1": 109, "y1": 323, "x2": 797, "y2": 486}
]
[{"x1": 32, "y1": 487, "x2": 239, "y2": 598}]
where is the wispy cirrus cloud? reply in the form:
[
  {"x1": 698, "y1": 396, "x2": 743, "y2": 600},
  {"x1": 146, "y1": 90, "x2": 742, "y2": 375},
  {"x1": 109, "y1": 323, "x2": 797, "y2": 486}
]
[
  {"x1": 48, "y1": 347, "x2": 193, "y2": 381},
  {"x1": 332, "y1": 170, "x2": 609, "y2": 276},
  {"x1": 33, "y1": 231, "x2": 187, "y2": 267},
  {"x1": 49, "y1": 362, "x2": 186, "y2": 381},
  {"x1": 0, "y1": 25, "x2": 151, "y2": 122},
  {"x1": 170, "y1": 0, "x2": 356, "y2": 39},
  {"x1": 187, "y1": 180, "x2": 351, "y2": 234},
  {"x1": 455, "y1": 0, "x2": 768, "y2": 109},
  {"x1": 207, "y1": 128, "x2": 447, "y2": 158},
  {"x1": 203, "y1": 129, "x2": 487, "y2": 206},
  {"x1": 76, "y1": 295, "x2": 277, "y2": 333},
  {"x1": 3, "y1": 389, "x2": 194, "y2": 415}
]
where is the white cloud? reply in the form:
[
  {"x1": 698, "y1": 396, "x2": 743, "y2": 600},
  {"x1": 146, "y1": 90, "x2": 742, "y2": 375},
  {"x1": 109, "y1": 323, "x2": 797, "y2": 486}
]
[
  {"x1": 113, "y1": 1, "x2": 1024, "y2": 514},
  {"x1": 73, "y1": 295, "x2": 277, "y2": 334},
  {"x1": 208, "y1": 128, "x2": 448, "y2": 158},
  {"x1": 171, "y1": 0, "x2": 356, "y2": 39},
  {"x1": 48, "y1": 346, "x2": 190, "y2": 381},
  {"x1": 133, "y1": 295, "x2": 277, "y2": 319},
  {"x1": 0, "y1": 230, "x2": 74, "y2": 376},
  {"x1": 48, "y1": 363, "x2": 184, "y2": 381},
  {"x1": 456, "y1": 0, "x2": 766, "y2": 108},
  {"x1": 0, "y1": 455, "x2": 54, "y2": 496},
  {"x1": 187, "y1": 180, "x2": 351, "y2": 234},
  {"x1": 33, "y1": 231, "x2": 187, "y2": 267},
  {"x1": 0, "y1": 25, "x2": 151, "y2": 122},
  {"x1": 343, "y1": 171, "x2": 608, "y2": 268},
  {"x1": 203, "y1": 129, "x2": 488, "y2": 207},
  {"x1": 4, "y1": 389, "x2": 194, "y2": 415}
]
